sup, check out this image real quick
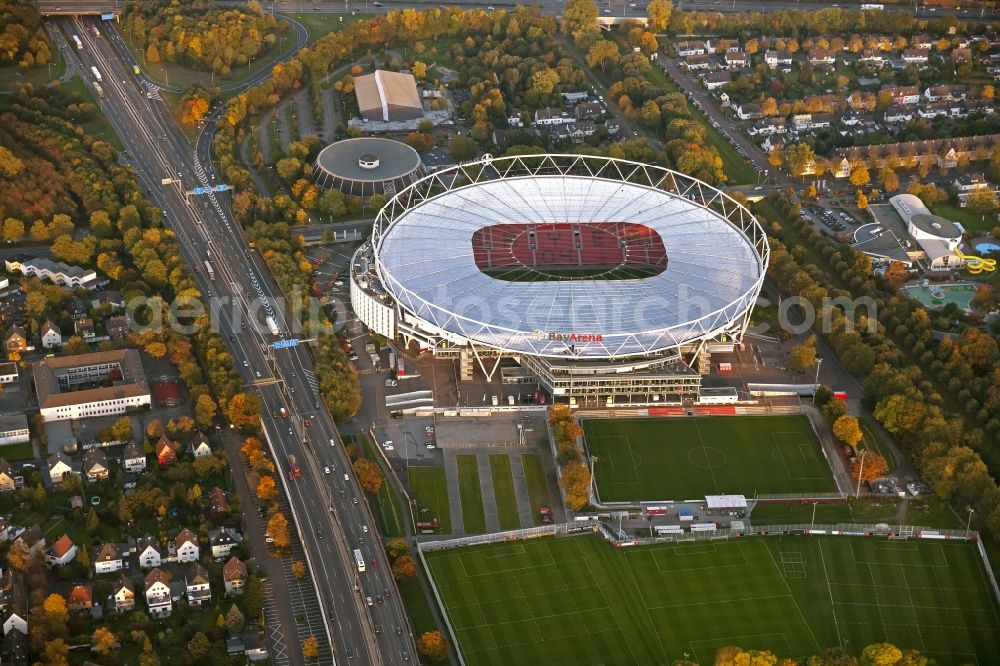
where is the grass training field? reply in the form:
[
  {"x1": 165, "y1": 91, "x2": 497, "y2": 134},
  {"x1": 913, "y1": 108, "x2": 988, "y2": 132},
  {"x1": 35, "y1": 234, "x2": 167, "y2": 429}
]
[
  {"x1": 585, "y1": 416, "x2": 837, "y2": 501},
  {"x1": 426, "y1": 534, "x2": 1000, "y2": 666}
]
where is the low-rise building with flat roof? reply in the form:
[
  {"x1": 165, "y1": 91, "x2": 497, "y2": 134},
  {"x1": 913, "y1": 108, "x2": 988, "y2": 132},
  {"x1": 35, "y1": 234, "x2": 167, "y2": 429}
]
[
  {"x1": 33, "y1": 350, "x2": 150, "y2": 422},
  {"x1": 4, "y1": 257, "x2": 97, "y2": 288},
  {"x1": 0, "y1": 416, "x2": 29, "y2": 447}
]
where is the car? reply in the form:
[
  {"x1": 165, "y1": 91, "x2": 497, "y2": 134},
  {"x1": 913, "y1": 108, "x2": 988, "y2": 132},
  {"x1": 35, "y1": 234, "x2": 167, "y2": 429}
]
[
  {"x1": 334, "y1": 280, "x2": 344, "y2": 286},
  {"x1": 374, "y1": 623, "x2": 382, "y2": 634},
  {"x1": 384, "y1": 443, "x2": 394, "y2": 451},
  {"x1": 243, "y1": 360, "x2": 249, "y2": 367},
  {"x1": 362, "y1": 525, "x2": 368, "y2": 533},
  {"x1": 424, "y1": 425, "x2": 435, "y2": 435},
  {"x1": 324, "y1": 466, "x2": 330, "y2": 474},
  {"x1": 312, "y1": 258, "x2": 321, "y2": 266},
  {"x1": 395, "y1": 625, "x2": 402, "y2": 636},
  {"x1": 366, "y1": 596, "x2": 373, "y2": 606},
  {"x1": 385, "y1": 379, "x2": 398, "y2": 387},
  {"x1": 346, "y1": 648, "x2": 354, "y2": 659},
  {"x1": 344, "y1": 473, "x2": 350, "y2": 481},
  {"x1": 371, "y1": 559, "x2": 378, "y2": 568},
  {"x1": 376, "y1": 595, "x2": 383, "y2": 604},
  {"x1": 304, "y1": 419, "x2": 311, "y2": 427},
  {"x1": 256, "y1": 371, "x2": 261, "y2": 378},
  {"x1": 330, "y1": 287, "x2": 340, "y2": 293},
  {"x1": 288, "y1": 428, "x2": 293, "y2": 435},
  {"x1": 426, "y1": 443, "x2": 436, "y2": 450},
  {"x1": 353, "y1": 496, "x2": 359, "y2": 504},
  {"x1": 316, "y1": 528, "x2": 323, "y2": 539},
  {"x1": 401, "y1": 651, "x2": 411, "y2": 662}
]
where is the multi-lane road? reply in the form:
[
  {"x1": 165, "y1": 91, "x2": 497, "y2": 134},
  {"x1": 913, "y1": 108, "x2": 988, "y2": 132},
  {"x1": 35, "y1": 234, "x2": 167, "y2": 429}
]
[{"x1": 61, "y1": 15, "x2": 417, "y2": 665}]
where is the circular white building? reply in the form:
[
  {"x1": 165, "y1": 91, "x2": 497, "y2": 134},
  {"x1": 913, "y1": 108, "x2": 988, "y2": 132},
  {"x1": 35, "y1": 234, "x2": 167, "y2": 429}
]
[
  {"x1": 313, "y1": 137, "x2": 425, "y2": 198},
  {"x1": 351, "y1": 155, "x2": 769, "y2": 406}
]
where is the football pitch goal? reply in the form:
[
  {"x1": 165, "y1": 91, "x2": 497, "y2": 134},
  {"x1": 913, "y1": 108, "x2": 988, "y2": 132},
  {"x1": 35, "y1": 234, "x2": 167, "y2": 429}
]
[
  {"x1": 425, "y1": 534, "x2": 1000, "y2": 666},
  {"x1": 584, "y1": 415, "x2": 837, "y2": 501}
]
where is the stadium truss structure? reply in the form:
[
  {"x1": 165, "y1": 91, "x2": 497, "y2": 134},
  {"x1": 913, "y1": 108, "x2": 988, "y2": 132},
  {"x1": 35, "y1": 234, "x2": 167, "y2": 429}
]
[{"x1": 351, "y1": 154, "x2": 770, "y2": 405}]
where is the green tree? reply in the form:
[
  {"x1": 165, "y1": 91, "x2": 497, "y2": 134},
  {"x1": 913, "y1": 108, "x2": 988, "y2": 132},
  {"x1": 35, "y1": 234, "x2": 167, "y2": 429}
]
[
  {"x1": 112, "y1": 416, "x2": 133, "y2": 442},
  {"x1": 784, "y1": 143, "x2": 816, "y2": 178},
  {"x1": 225, "y1": 604, "x2": 245, "y2": 632},
  {"x1": 447, "y1": 135, "x2": 477, "y2": 162},
  {"x1": 85, "y1": 508, "x2": 100, "y2": 533},
  {"x1": 187, "y1": 632, "x2": 211, "y2": 661}
]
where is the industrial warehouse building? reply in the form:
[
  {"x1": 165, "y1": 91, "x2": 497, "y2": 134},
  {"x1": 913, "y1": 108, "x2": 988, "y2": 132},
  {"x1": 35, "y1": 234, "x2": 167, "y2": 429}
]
[{"x1": 354, "y1": 70, "x2": 423, "y2": 122}]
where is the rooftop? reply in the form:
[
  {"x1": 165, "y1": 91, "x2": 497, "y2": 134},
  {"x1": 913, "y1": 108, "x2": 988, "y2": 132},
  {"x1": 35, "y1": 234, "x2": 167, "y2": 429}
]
[
  {"x1": 33, "y1": 349, "x2": 149, "y2": 411},
  {"x1": 315, "y1": 138, "x2": 422, "y2": 182}
]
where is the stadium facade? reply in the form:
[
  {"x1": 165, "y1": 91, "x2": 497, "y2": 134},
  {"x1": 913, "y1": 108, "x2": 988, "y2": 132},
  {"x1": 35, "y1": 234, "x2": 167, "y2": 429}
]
[{"x1": 350, "y1": 155, "x2": 769, "y2": 406}]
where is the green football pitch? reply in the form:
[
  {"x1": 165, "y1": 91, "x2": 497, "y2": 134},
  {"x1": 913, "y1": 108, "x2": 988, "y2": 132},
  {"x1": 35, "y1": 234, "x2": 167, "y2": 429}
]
[
  {"x1": 425, "y1": 534, "x2": 1000, "y2": 666},
  {"x1": 584, "y1": 416, "x2": 838, "y2": 501}
]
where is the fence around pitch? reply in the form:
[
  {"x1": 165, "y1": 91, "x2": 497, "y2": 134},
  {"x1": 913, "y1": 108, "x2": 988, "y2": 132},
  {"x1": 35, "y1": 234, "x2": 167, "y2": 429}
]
[{"x1": 417, "y1": 520, "x2": 1000, "y2": 666}]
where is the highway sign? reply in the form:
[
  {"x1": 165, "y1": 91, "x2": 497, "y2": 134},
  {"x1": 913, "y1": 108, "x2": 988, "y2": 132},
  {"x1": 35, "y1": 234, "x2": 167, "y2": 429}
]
[
  {"x1": 214, "y1": 184, "x2": 229, "y2": 192},
  {"x1": 273, "y1": 339, "x2": 300, "y2": 350},
  {"x1": 101, "y1": 14, "x2": 114, "y2": 20}
]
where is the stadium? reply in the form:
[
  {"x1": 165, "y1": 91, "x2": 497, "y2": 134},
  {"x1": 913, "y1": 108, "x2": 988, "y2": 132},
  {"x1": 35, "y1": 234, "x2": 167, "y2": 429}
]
[{"x1": 350, "y1": 154, "x2": 769, "y2": 406}]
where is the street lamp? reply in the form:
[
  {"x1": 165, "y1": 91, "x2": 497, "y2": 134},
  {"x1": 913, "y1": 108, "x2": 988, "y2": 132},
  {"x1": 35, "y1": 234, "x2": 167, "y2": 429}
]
[
  {"x1": 854, "y1": 449, "x2": 867, "y2": 499},
  {"x1": 966, "y1": 507, "x2": 975, "y2": 539},
  {"x1": 811, "y1": 501, "x2": 818, "y2": 529},
  {"x1": 811, "y1": 357, "x2": 823, "y2": 404}
]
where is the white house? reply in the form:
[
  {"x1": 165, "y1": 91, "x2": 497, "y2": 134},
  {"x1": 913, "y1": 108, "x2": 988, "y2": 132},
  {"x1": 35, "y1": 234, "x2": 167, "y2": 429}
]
[
  {"x1": 1, "y1": 577, "x2": 26, "y2": 636},
  {"x1": 902, "y1": 49, "x2": 929, "y2": 64},
  {"x1": 954, "y1": 173, "x2": 999, "y2": 207},
  {"x1": 675, "y1": 40, "x2": 708, "y2": 56},
  {"x1": 223, "y1": 557, "x2": 248, "y2": 596},
  {"x1": 136, "y1": 535, "x2": 163, "y2": 569},
  {"x1": 723, "y1": 51, "x2": 748, "y2": 69},
  {"x1": 191, "y1": 434, "x2": 212, "y2": 459},
  {"x1": 47, "y1": 451, "x2": 74, "y2": 485},
  {"x1": 210, "y1": 529, "x2": 241, "y2": 560},
  {"x1": 764, "y1": 50, "x2": 793, "y2": 69},
  {"x1": 702, "y1": 71, "x2": 731, "y2": 90},
  {"x1": 113, "y1": 575, "x2": 135, "y2": 612},
  {"x1": 40, "y1": 321, "x2": 61, "y2": 349},
  {"x1": 173, "y1": 528, "x2": 199, "y2": 563},
  {"x1": 145, "y1": 568, "x2": 172, "y2": 618},
  {"x1": 533, "y1": 108, "x2": 572, "y2": 125},
  {"x1": 3, "y1": 257, "x2": 97, "y2": 288},
  {"x1": 46, "y1": 534, "x2": 77, "y2": 567},
  {"x1": 94, "y1": 542, "x2": 123, "y2": 574},
  {"x1": 884, "y1": 107, "x2": 914, "y2": 123},
  {"x1": 123, "y1": 441, "x2": 146, "y2": 474},
  {"x1": 185, "y1": 563, "x2": 212, "y2": 607}
]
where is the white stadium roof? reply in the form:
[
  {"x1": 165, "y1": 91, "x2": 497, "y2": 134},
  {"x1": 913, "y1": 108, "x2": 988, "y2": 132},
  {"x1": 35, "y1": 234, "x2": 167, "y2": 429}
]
[{"x1": 373, "y1": 162, "x2": 766, "y2": 359}]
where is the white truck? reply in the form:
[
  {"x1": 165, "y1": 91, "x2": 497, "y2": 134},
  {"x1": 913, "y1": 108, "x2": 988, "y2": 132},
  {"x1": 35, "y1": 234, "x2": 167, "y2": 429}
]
[
  {"x1": 266, "y1": 316, "x2": 280, "y2": 336},
  {"x1": 90, "y1": 66, "x2": 102, "y2": 82}
]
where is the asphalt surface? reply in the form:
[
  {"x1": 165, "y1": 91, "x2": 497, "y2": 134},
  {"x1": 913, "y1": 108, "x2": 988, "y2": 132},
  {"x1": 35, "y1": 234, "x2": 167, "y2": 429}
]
[{"x1": 60, "y1": 14, "x2": 418, "y2": 666}]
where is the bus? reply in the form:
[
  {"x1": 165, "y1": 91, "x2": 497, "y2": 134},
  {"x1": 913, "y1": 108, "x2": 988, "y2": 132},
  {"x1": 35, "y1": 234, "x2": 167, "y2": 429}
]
[
  {"x1": 861, "y1": 3, "x2": 884, "y2": 9},
  {"x1": 353, "y1": 549, "x2": 366, "y2": 572},
  {"x1": 90, "y1": 66, "x2": 102, "y2": 82},
  {"x1": 71, "y1": 35, "x2": 83, "y2": 50}
]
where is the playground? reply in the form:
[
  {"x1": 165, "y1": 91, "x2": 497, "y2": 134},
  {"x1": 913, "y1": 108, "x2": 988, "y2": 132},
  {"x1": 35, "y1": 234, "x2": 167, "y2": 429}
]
[
  {"x1": 900, "y1": 282, "x2": 978, "y2": 312},
  {"x1": 425, "y1": 534, "x2": 1000, "y2": 665},
  {"x1": 583, "y1": 415, "x2": 837, "y2": 502}
]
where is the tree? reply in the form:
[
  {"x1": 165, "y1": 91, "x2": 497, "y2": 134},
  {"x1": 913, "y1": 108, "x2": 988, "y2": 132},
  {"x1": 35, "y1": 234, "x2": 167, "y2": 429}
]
[
  {"x1": 86, "y1": 508, "x2": 100, "y2": 533},
  {"x1": 353, "y1": 458, "x2": 383, "y2": 494},
  {"x1": 267, "y1": 512, "x2": 290, "y2": 549},
  {"x1": 302, "y1": 636, "x2": 320, "y2": 660},
  {"x1": 861, "y1": 643, "x2": 903, "y2": 666},
  {"x1": 1, "y1": 217, "x2": 24, "y2": 243},
  {"x1": 587, "y1": 40, "x2": 620, "y2": 72},
  {"x1": 833, "y1": 415, "x2": 863, "y2": 448},
  {"x1": 41, "y1": 639, "x2": 70, "y2": 666},
  {"x1": 849, "y1": 163, "x2": 871, "y2": 187},
  {"x1": 194, "y1": 393, "x2": 217, "y2": 430},
  {"x1": 145, "y1": 419, "x2": 164, "y2": 438},
  {"x1": 112, "y1": 416, "x2": 133, "y2": 442},
  {"x1": 561, "y1": 0, "x2": 599, "y2": 49},
  {"x1": 43, "y1": 593, "x2": 69, "y2": 626},
  {"x1": 852, "y1": 451, "x2": 889, "y2": 483},
  {"x1": 292, "y1": 560, "x2": 306, "y2": 579},
  {"x1": 392, "y1": 554, "x2": 417, "y2": 582},
  {"x1": 386, "y1": 538, "x2": 409, "y2": 560},
  {"x1": 404, "y1": 131, "x2": 435, "y2": 152},
  {"x1": 187, "y1": 632, "x2": 211, "y2": 661},
  {"x1": 146, "y1": 42, "x2": 160, "y2": 64},
  {"x1": 417, "y1": 631, "x2": 450, "y2": 662},
  {"x1": 225, "y1": 604, "x2": 245, "y2": 632},
  {"x1": 447, "y1": 135, "x2": 477, "y2": 162},
  {"x1": 878, "y1": 167, "x2": 900, "y2": 192},
  {"x1": 646, "y1": 0, "x2": 672, "y2": 31},
  {"x1": 257, "y1": 475, "x2": 278, "y2": 502},
  {"x1": 768, "y1": 146, "x2": 784, "y2": 168},
  {"x1": 784, "y1": 143, "x2": 816, "y2": 178},
  {"x1": 91, "y1": 626, "x2": 117, "y2": 656},
  {"x1": 789, "y1": 335, "x2": 818, "y2": 372},
  {"x1": 856, "y1": 189, "x2": 869, "y2": 209},
  {"x1": 559, "y1": 461, "x2": 592, "y2": 510}
]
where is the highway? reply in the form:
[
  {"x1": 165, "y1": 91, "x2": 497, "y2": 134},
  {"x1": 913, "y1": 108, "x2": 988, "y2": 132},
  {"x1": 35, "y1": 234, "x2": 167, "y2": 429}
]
[{"x1": 61, "y1": 15, "x2": 417, "y2": 666}]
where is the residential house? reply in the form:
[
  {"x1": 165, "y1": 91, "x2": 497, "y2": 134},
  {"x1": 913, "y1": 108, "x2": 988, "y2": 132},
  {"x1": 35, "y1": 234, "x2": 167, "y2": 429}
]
[
  {"x1": 15, "y1": 525, "x2": 44, "y2": 558},
  {"x1": 74, "y1": 318, "x2": 95, "y2": 341},
  {"x1": 67, "y1": 584, "x2": 92, "y2": 613},
  {"x1": 560, "y1": 91, "x2": 589, "y2": 103},
  {"x1": 702, "y1": 71, "x2": 731, "y2": 90},
  {"x1": 574, "y1": 101, "x2": 604, "y2": 120},
  {"x1": 93, "y1": 542, "x2": 123, "y2": 574},
  {"x1": 82, "y1": 449, "x2": 109, "y2": 482},
  {"x1": 0, "y1": 362, "x2": 17, "y2": 384},
  {"x1": 966, "y1": 99, "x2": 997, "y2": 116},
  {"x1": 123, "y1": 441, "x2": 146, "y2": 474},
  {"x1": 46, "y1": 534, "x2": 77, "y2": 567},
  {"x1": 4, "y1": 327, "x2": 26, "y2": 355},
  {"x1": 808, "y1": 48, "x2": 836, "y2": 66},
  {"x1": 924, "y1": 84, "x2": 967, "y2": 102},
  {"x1": 884, "y1": 107, "x2": 915, "y2": 123},
  {"x1": 185, "y1": 563, "x2": 211, "y2": 607},
  {"x1": 40, "y1": 321, "x2": 61, "y2": 349},
  {"x1": 747, "y1": 117, "x2": 787, "y2": 137},
  {"x1": 902, "y1": 49, "x2": 929, "y2": 65},
  {"x1": 682, "y1": 54, "x2": 710, "y2": 70},
  {"x1": 831, "y1": 134, "x2": 1000, "y2": 178},
  {"x1": 918, "y1": 102, "x2": 966, "y2": 120},
  {"x1": 65, "y1": 297, "x2": 87, "y2": 320},
  {"x1": 952, "y1": 47, "x2": 972, "y2": 63},
  {"x1": 881, "y1": 85, "x2": 921, "y2": 106},
  {"x1": 155, "y1": 435, "x2": 177, "y2": 467},
  {"x1": 1, "y1": 575, "x2": 26, "y2": 636},
  {"x1": 735, "y1": 103, "x2": 763, "y2": 120},
  {"x1": 859, "y1": 49, "x2": 885, "y2": 67},
  {"x1": 136, "y1": 535, "x2": 163, "y2": 569},
  {"x1": 0, "y1": 415, "x2": 28, "y2": 447},
  {"x1": 675, "y1": 40, "x2": 707, "y2": 56},
  {"x1": 174, "y1": 528, "x2": 199, "y2": 563},
  {"x1": 791, "y1": 113, "x2": 833, "y2": 131},
  {"x1": 954, "y1": 173, "x2": 999, "y2": 207},
  {"x1": 506, "y1": 112, "x2": 523, "y2": 128},
  {"x1": 0, "y1": 460, "x2": 17, "y2": 494},
  {"x1": 210, "y1": 529, "x2": 240, "y2": 560},
  {"x1": 223, "y1": 557, "x2": 247, "y2": 596},
  {"x1": 764, "y1": 50, "x2": 793, "y2": 69},
  {"x1": 144, "y1": 568, "x2": 172, "y2": 617},
  {"x1": 105, "y1": 315, "x2": 129, "y2": 341},
  {"x1": 209, "y1": 486, "x2": 230, "y2": 520},
  {"x1": 90, "y1": 290, "x2": 125, "y2": 311},
  {"x1": 191, "y1": 433, "x2": 212, "y2": 459},
  {"x1": 113, "y1": 575, "x2": 135, "y2": 612},
  {"x1": 911, "y1": 34, "x2": 933, "y2": 49},
  {"x1": 533, "y1": 108, "x2": 572, "y2": 126},
  {"x1": 723, "y1": 51, "x2": 748, "y2": 69}
]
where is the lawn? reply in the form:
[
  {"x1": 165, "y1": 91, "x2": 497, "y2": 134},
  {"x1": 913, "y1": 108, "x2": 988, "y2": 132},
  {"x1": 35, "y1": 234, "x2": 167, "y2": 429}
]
[
  {"x1": 361, "y1": 438, "x2": 405, "y2": 537},
  {"x1": 0, "y1": 442, "x2": 35, "y2": 461},
  {"x1": 425, "y1": 534, "x2": 1000, "y2": 665},
  {"x1": 456, "y1": 455, "x2": 486, "y2": 535},
  {"x1": 521, "y1": 454, "x2": 552, "y2": 526},
  {"x1": 287, "y1": 12, "x2": 364, "y2": 43},
  {"x1": 0, "y1": 48, "x2": 66, "y2": 91},
  {"x1": 488, "y1": 455, "x2": 520, "y2": 532},
  {"x1": 933, "y1": 203, "x2": 995, "y2": 233},
  {"x1": 584, "y1": 416, "x2": 838, "y2": 502},
  {"x1": 409, "y1": 465, "x2": 452, "y2": 534},
  {"x1": 54, "y1": 77, "x2": 124, "y2": 151}
]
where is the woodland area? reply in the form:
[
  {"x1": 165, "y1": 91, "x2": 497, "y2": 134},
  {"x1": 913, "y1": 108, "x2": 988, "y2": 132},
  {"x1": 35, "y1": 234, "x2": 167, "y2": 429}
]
[{"x1": 0, "y1": 0, "x2": 53, "y2": 68}]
